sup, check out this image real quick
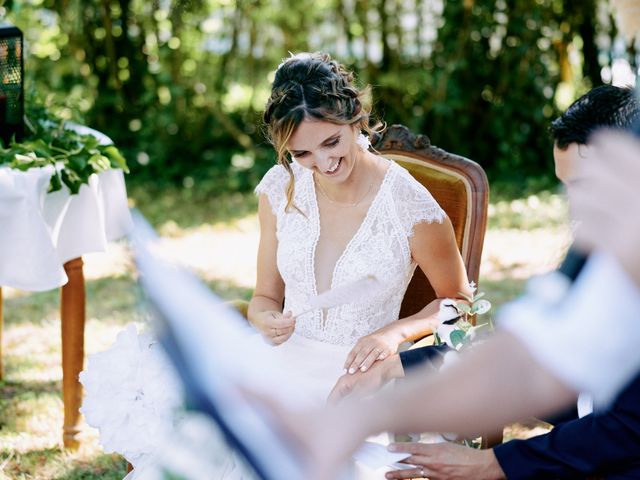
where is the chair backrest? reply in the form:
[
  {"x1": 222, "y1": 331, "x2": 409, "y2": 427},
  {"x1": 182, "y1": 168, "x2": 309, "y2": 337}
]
[{"x1": 372, "y1": 125, "x2": 489, "y2": 319}]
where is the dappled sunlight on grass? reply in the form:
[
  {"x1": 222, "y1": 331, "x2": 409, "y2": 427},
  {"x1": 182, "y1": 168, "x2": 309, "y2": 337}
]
[
  {"x1": 488, "y1": 191, "x2": 568, "y2": 230},
  {"x1": 156, "y1": 217, "x2": 260, "y2": 289},
  {"x1": 0, "y1": 374, "x2": 125, "y2": 479},
  {"x1": 481, "y1": 225, "x2": 572, "y2": 281},
  {"x1": 129, "y1": 186, "x2": 258, "y2": 232},
  {"x1": 0, "y1": 447, "x2": 127, "y2": 479}
]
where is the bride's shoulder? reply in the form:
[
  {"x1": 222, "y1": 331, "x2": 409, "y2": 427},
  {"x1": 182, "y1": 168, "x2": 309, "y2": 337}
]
[
  {"x1": 255, "y1": 163, "x2": 308, "y2": 213},
  {"x1": 385, "y1": 159, "x2": 431, "y2": 195},
  {"x1": 256, "y1": 163, "x2": 289, "y2": 194},
  {"x1": 257, "y1": 162, "x2": 306, "y2": 187},
  {"x1": 384, "y1": 160, "x2": 446, "y2": 227}
]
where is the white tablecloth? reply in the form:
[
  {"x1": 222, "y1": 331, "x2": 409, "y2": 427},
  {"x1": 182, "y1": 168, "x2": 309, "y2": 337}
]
[{"x1": 0, "y1": 166, "x2": 132, "y2": 291}]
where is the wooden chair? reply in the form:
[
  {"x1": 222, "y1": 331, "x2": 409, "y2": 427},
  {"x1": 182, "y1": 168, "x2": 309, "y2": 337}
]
[
  {"x1": 373, "y1": 124, "x2": 496, "y2": 445},
  {"x1": 372, "y1": 124, "x2": 489, "y2": 319}
]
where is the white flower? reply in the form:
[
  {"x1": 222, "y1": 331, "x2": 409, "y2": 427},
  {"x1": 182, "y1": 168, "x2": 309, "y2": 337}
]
[
  {"x1": 356, "y1": 132, "x2": 371, "y2": 151},
  {"x1": 436, "y1": 298, "x2": 460, "y2": 323},
  {"x1": 468, "y1": 281, "x2": 477, "y2": 294},
  {"x1": 79, "y1": 324, "x2": 183, "y2": 468}
]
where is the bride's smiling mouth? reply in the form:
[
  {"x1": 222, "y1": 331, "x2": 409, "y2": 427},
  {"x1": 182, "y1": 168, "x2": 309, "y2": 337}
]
[{"x1": 323, "y1": 157, "x2": 344, "y2": 175}]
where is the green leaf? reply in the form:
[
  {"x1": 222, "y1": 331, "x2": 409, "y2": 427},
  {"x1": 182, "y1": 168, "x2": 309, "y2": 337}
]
[
  {"x1": 457, "y1": 319, "x2": 473, "y2": 332},
  {"x1": 67, "y1": 151, "x2": 91, "y2": 171},
  {"x1": 61, "y1": 168, "x2": 83, "y2": 194},
  {"x1": 450, "y1": 329, "x2": 466, "y2": 348},
  {"x1": 102, "y1": 145, "x2": 129, "y2": 172},
  {"x1": 456, "y1": 303, "x2": 471, "y2": 314},
  {"x1": 48, "y1": 171, "x2": 63, "y2": 192}
]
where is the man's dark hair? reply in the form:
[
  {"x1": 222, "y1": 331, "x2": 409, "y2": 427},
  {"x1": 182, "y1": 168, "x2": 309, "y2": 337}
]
[{"x1": 550, "y1": 85, "x2": 640, "y2": 149}]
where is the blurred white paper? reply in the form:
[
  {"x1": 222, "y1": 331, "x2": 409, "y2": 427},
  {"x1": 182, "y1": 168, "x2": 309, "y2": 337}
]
[{"x1": 353, "y1": 441, "x2": 411, "y2": 470}]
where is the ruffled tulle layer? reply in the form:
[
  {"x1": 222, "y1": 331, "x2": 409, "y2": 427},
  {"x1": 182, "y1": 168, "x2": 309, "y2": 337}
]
[{"x1": 80, "y1": 324, "x2": 183, "y2": 473}]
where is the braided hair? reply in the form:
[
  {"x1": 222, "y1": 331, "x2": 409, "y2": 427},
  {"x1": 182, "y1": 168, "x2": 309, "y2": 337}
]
[{"x1": 263, "y1": 52, "x2": 380, "y2": 212}]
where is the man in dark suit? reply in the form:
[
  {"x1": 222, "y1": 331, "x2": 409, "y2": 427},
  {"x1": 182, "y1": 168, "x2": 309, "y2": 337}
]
[{"x1": 329, "y1": 85, "x2": 640, "y2": 480}]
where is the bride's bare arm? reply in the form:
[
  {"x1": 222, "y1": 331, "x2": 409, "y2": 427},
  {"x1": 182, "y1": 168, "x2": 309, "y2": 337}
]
[
  {"x1": 344, "y1": 216, "x2": 470, "y2": 374},
  {"x1": 248, "y1": 194, "x2": 295, "y2": 345}
]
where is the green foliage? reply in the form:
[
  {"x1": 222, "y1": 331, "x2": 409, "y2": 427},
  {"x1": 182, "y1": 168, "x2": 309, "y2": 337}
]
[
  {"x1": 3, "y1": 0, "x2": 623, "y2": 191},
  {"x1": 0, "y1": 93, "x2": 129, "y2": 193}
]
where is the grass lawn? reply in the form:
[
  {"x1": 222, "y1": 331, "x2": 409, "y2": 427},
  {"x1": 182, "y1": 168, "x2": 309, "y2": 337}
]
[{"x1": 0, "y1": 185, "x2": 570, "y2": 479}]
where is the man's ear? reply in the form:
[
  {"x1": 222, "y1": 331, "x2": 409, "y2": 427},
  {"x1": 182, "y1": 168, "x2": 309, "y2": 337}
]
[{"x1": 577, "y1": 143, "x2": 594, "y2": 159}]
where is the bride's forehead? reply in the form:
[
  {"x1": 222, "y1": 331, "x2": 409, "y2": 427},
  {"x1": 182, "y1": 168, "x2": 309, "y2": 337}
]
[{"x1": 288, "y1": 121, "x2": 350, "y2": 149}]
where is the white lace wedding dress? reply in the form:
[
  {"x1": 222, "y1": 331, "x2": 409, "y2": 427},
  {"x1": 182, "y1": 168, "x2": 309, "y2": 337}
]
[
  {"x1": 80, "y1": 158, "x2": 445, "y2": 479},
  {"x1": 254, "y1": 159, "x2": 445, "y2": 403}
]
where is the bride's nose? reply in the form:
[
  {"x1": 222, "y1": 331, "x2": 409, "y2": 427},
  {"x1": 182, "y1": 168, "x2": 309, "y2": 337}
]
[{"x1": 314, "y1": 152, "x2": 334, "y2": 171}]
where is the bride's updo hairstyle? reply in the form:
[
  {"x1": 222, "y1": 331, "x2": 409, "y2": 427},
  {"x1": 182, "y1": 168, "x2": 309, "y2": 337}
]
[{"x1": 263, "y1": 52, "x2": 379, "y2": 212}]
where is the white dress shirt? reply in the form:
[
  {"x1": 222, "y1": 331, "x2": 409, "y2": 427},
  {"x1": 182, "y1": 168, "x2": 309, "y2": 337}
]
[{"x1": 500, "y1": 251, "x2": 640, "y2": 408}]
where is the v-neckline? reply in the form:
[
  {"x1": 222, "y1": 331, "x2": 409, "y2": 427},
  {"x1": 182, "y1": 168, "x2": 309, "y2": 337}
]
[{"x1": 308, "y1": 160, "x2": 395, "y2": 297}]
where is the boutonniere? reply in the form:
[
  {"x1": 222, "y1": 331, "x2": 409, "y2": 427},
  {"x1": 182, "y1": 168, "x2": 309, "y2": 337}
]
[{"x1": 434, "y1": 282, "x2": 492, "y2": 351}]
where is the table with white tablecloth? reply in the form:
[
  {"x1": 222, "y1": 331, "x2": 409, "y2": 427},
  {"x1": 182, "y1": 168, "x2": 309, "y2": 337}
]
[{"x1": 0, "y1": 164, "x2": 132, "y2": 448}]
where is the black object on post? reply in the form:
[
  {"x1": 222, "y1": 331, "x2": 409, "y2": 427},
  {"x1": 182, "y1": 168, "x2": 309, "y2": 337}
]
[{"x1": 0, "y1": 22, "x2": 23, "y2": 146}]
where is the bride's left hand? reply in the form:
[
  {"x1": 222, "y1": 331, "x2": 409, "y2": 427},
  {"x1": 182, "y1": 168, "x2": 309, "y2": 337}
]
[{"x1": 343, "y1": 328, "x2": 402, "y2": 374}]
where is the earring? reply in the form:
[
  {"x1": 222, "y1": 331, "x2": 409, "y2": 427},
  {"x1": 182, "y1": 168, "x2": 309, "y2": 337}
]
[{"x1": 356, "y1": 132, "x2": 371, "y2": 152}]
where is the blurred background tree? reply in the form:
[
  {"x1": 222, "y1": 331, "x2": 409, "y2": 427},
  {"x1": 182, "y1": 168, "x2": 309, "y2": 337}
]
[{"x1": 3, "y1": 0, "x2": 638, "y2": 194}]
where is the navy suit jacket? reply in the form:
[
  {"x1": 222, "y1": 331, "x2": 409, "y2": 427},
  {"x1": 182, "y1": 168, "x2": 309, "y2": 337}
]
[{"x1": 399, "y1": 347, "x2": 640, "y2": 479}]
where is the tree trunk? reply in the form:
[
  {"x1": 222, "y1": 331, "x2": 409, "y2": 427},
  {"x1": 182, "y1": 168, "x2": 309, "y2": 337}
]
[{"x1": 578, "y1": 0, "x2": 602, "y2": 86}]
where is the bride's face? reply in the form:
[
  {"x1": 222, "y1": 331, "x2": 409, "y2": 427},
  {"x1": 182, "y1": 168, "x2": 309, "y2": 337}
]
[{"x1": 287, "y1": 120, "x2": 360, "y2": 182}]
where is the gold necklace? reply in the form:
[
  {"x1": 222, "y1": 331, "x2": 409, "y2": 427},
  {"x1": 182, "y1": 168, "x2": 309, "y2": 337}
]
[{"x1": 315, "y1": 178, "x2": 373, "y2": 208}]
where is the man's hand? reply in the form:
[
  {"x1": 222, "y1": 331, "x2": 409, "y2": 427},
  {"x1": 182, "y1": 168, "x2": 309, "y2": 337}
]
[
  {"x1": 385, "y1": 442, "x2": 505, "y2": 480},
  {"x1": 570, "y1": 130, "x2": 640, "y2": 287},
  {"x1": 328, "y1": 353, "x2": 404, "y2": 403}
]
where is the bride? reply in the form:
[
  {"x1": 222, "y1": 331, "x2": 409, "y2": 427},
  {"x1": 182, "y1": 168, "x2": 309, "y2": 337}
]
[
  {"x1": 248, "y1": 51, "x2": 470, "y2": 404},
  {"x1": 80, "y1": 51, "x2": 471, "y2": 477}
]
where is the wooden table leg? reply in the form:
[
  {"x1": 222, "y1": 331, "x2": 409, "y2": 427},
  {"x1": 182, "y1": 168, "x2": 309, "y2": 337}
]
[
  {"x1": 61, "y1": 257, "x2": 86, "y2": 449},
  {"x1": 0, "y1": 286, "x2": 3, "y2": 381}
]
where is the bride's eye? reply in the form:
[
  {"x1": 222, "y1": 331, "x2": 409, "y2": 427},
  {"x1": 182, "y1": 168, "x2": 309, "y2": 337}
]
[{"x1": 325, "y1": 138, "x2": 340, "y2": 148}]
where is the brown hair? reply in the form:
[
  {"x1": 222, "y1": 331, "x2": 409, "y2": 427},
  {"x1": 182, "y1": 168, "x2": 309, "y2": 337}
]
[{"x1": 263, "y1": 52, "x2": 381, "y2": 212}]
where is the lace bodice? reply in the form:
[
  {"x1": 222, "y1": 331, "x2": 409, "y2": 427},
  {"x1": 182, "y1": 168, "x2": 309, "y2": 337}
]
[{"x1": 255, "y1": 159, "x2": 445, "y2": 346}]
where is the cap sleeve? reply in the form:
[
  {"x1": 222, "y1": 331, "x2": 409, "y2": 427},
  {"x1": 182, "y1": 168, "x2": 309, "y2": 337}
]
[
  {"x1": 254, "y1": 164, "x2": 290, "y2": 215},
  {"x1": 393, "y1": 166, "x2": 446, "y2": 237}
]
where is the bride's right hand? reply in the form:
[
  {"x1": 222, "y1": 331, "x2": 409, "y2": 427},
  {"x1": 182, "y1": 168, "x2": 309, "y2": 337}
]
[{"x1": 254, "y1": 310, "x2": 296, "y2": 345}]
